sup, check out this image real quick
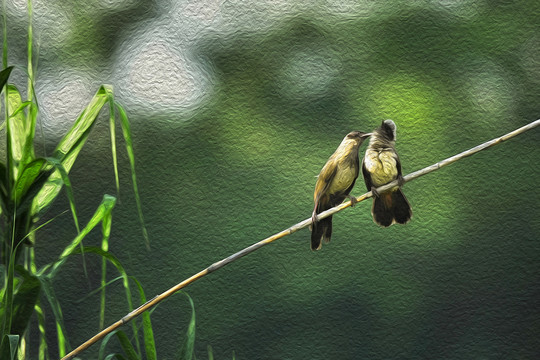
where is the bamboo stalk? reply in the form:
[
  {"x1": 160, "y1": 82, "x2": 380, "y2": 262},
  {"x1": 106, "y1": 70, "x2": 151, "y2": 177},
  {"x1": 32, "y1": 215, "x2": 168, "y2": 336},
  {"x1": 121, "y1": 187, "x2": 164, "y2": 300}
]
[{"x1": 62, "y1": 118, "x2": 540, "y2": 360}]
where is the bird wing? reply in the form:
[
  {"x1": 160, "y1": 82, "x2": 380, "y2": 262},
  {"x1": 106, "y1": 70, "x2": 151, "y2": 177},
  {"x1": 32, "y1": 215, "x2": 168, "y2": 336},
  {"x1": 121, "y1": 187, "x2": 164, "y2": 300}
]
[
  {"x1": 313, "y1": 157, "x2": 338, "y2": 205},
  {"x1": 361, "y1": 156, "x2": 373, "y2": 191},
  {"x1": 395, "y1": 152, "x2": 403, "y2": 177}
]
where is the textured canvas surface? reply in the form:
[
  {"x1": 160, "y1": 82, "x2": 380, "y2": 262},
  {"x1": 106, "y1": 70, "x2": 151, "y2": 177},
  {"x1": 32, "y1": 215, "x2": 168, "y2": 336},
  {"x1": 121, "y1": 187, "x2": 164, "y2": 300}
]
[{"x1": 5, "y1": 0, "x2": 539, "y2": 358}]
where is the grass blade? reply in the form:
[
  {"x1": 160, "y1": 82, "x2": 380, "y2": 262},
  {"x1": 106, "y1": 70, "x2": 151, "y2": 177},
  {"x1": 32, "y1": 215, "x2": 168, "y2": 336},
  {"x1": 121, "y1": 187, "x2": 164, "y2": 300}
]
[
  {"x1": 100, "y1": 193, "x2": 113, "y2": 330},
  {"x1": 40, "y1": 194, "x2": 116, "y2": 278},
  {"x1": 6, "y1": 84, "x2": 34, "y2": 180},
  {"x1": 13, "y1": 158, "x2": 45, "y2": 204},
  {"x1": 43, "y1": 157, "x2": 80, "y2": 233},
  {"x1": 116, "y1": 104, "x2": 148, "y2": 248},
  {"x1": 107, "y1": 86, "x2": 119, "y2": 193},
  {"x1": 115, "y1": 331, "x2": 140, "y2": 360},
  {"x1": 177, "y1": 293, "x2": 196, "y2": 360},
  {"x1": 131, "y1": 276, "x2": 156, "y2": 360},
  {"x1": 38, "y1": 275, "x2": 69, "y2": 358},
  {"x1": 69, "y1": 246, "x2": 141, "y2": 356},
  {"x1": 32, "y1": 85, "x2": 112, "y2": 217},
  {"x1": 34, "y1": 303, "x2": 49, "y2": 360},
  {"x1": 98, "y1": 330, "x2": 119, "y2": 360}
]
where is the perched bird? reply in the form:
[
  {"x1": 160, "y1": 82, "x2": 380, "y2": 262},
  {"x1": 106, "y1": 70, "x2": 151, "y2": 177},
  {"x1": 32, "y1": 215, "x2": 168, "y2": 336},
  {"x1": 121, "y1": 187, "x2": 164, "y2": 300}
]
[
  {"x1": 311, "y1": 131, "x2": 371, "y2": 250},
  {"x1": 362, "y1": 119, "x2": 412, "y2": 227}
]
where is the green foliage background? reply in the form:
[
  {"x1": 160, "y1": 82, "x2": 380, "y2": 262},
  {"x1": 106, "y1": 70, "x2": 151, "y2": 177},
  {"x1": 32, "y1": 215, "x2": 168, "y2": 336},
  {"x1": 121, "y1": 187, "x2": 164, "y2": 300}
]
[{"x1": 5, "y1": 1, "x2": 539, "y2": 358}]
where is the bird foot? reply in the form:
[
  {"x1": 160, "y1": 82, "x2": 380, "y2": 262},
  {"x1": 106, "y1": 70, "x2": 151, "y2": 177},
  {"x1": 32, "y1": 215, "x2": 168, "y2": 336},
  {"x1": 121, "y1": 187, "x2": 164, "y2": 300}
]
[
  {"x1": 311, "y1": 212, "x2": 319, "y2": 225},
  {"x1": 347, "y1": 195, "x2": 358, "y2": 207},
  {"x1": 371, "y1": 186, "x2": 380, "y2": 198}
]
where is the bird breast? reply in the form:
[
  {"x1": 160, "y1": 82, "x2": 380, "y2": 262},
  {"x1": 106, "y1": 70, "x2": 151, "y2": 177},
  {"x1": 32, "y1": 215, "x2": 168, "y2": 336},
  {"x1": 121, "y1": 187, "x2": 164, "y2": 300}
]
[
  {"x1": 328, "y1": 161, "x2": 357, "y2": 194},
  {"x1": 364, "y1": 149, "x2": 398, "y2": 187}
]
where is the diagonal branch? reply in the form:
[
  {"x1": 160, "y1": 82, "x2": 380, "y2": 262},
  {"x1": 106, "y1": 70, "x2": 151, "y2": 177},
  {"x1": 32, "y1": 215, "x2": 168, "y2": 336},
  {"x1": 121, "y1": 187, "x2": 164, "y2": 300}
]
[{"x1": 62, "y1": 118, "x2": 540, "y2": 360}]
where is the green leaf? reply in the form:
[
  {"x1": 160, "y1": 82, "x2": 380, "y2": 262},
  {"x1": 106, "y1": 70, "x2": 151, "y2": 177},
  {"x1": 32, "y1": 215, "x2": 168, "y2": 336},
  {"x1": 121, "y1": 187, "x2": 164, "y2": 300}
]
[
  {"x1": 34, "y1": 303, "x2": 49, "y2": 360},
  {"x1": 43, "y1": 157, "x2": 79, "y2": 232},
  {"x1": 32, "y1": 85, "x2": 113, "y2": 217},
  {"x1": 38, "y1": 275, "x2": 69, "y2": 357},
  {"x1": 131, "y1": 277, "x2": 156, "y2": 360},
  {"x1": 0, "y1": 66, "x2": 13, "y2": 90},
  {"x1": 100, "y1": 189, "x2": 114, "y2": 329},
  {"x1": 13, "y1": 158, "x2": 45, "y2": 203},
  {"x1": 14, "y1": 163, "x2": 53, "y2": 219},
  {"x1": 8, "y1": 100, "x2": 33, "y2": 119},
  {"x1": 10, "y1": 265, "x2": 41, "y2": 337},
  {"x1": 117, "y1": 104, "x2": 149, "y2": 248},
  {"x1": 66, "y1": 246, "x2": 142, "y2": 356},
  {"x1": 116, "y1": 331, "x2": 140, "y2": 360},
  {"x1": 177, "y1": 293, "x2": 196, "y2": 360},
  {"x1": 98, "y1": 330, "x2": 119, "y2": 360},
  {"x1": 0, "y1": 334, "x2": 19, "y2": 360},
  {"x1": 6, "y1": 85, "x2": 31, "y2": 180},
  {"x1": 40, "y1": 194, "x2": 116, "y2": 278}
]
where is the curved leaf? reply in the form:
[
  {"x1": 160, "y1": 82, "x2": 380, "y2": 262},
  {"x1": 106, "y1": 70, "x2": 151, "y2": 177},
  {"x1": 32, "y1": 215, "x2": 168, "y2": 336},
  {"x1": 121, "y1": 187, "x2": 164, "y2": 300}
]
[
  {"x1": 13, "y1": 158, "x2": 45, "y2": 202},
  {"x1": 0, "y1": 66, "x2": 13, "y2": 90},
  {"x1": 39, "y1": 194, "x2": 116, "y2": 277},
  {"x1": 115, "y1": 331, "x2": 140, "y2": 360},
  {"x1": 177, "y1": 293, "x2": 196, "y2": 360},
  {"x1": 131, "y1": 276, "x2": 156, "y2": 360},
  {"x1": 32, "y1": 85, "x2": 113, "y2": 217}
]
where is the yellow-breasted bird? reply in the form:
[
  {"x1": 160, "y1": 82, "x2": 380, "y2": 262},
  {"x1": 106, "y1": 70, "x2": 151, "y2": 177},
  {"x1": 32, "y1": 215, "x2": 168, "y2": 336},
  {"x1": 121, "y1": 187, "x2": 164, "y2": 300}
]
[
  {"x1": 311, "y1": 131, "x2": 371, "y2": 250},
  {"x1": 362, "y1": 119, "x2": 412, "y2": 227}
]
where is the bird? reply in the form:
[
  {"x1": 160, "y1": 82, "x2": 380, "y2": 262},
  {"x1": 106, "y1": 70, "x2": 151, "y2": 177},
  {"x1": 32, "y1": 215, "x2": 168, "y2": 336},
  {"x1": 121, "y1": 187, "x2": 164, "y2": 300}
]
[
  {"x1": 311, "y1": 131, "x2": 372, "y2": 250},
  {"x1": 362, "y1": 119, "x2": 412, "y2": 227}
]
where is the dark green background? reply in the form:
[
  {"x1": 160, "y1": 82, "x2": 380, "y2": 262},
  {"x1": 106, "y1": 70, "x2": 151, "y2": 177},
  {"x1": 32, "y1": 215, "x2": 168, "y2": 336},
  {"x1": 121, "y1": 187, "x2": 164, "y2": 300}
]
[{"x1": 7, "y1": 0, "x2": 539, "y2": 358}]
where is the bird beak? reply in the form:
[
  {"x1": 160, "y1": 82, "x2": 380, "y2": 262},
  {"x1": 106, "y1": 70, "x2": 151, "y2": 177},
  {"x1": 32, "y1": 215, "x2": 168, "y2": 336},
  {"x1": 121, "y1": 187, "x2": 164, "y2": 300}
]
[{"x1": 363, "y1": 133, "x2": 373, "y2": 138}]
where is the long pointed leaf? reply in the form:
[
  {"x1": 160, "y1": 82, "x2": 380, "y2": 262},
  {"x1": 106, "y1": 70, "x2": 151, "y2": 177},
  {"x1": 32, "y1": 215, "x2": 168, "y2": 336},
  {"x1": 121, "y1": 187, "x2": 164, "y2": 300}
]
[
  {"x1": 131, "y1": 276, "x2": 156, "y2": 360},
  {"x1": 13, "y1": 158, "x2": 45, "y2": 204},
  {"x1": 115, "y1": 331, "x2": 140, "y2": 360},
  {"x1": 107, "y1": 88, "x2": 119, "y2": 193},
  {"x1": 38, "y1": 275, "x2": 69, "y2": 357},
  {"x1": 8, "y1": 101, "x2": 33, "y2": 119},
  {"x1": 98, "y1": 330, "x2": 119, "y2": 360},
  {"x1": 6, "y1": 84, "x2": 31, "y2": 180},
  {"x1": 32, "y1": 85, "x2": 113, "y2": 217},
  {"x1": 34, "y1": 303, "x2": 49, "y2": 360},
  {"x1": 43, "y1": 157, "x2": 79, "y2": 233},
  {"x1": 177, "y1": 293, "x2": 196, "y2": 360},
  {"x1": 67, "y1": 247, "x2": 141, "y2": 355},
  {"x1": 116, "y1": 104, "x2": 148, "y2": 248},
  {"x1": 100, "y1": 190, "x2": 114, "y2": 329},
  {"x1": 39, "y1": 194, "x2": 116, "y2": 278},
  {"x1": 55, "y1": 85, "x2": 113, "y2": 160}
]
